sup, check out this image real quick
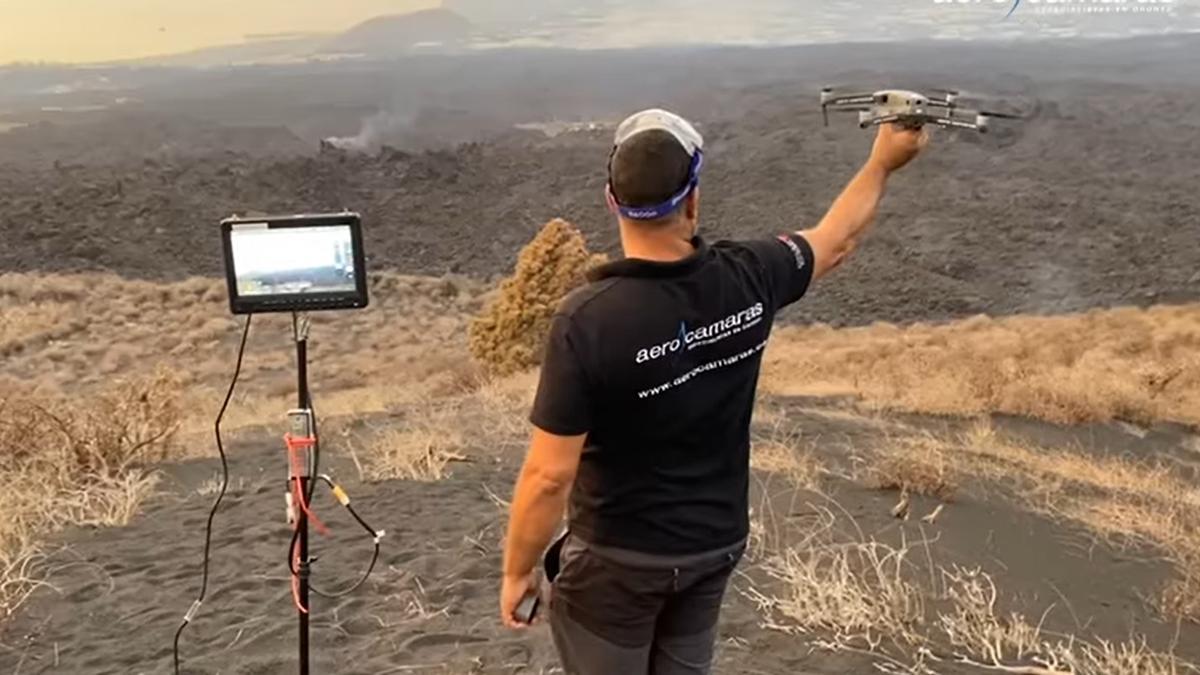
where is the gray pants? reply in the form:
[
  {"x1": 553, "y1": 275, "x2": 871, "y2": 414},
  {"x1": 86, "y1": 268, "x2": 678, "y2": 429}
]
[{"x1": 549, "y1": 534, "x2": 745, "y2": 675}]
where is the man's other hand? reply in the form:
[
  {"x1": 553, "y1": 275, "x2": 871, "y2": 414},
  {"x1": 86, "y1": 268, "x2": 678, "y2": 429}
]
[
  {"x1": 868, "y1": 123, "x2": 930, "y2": 174},
  {"x1": 501, "y1": 571, "x2": 538, "y2": 629}
]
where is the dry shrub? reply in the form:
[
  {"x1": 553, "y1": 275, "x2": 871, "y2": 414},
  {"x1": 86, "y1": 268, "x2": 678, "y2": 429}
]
[
  {"x1": 354, "y1": 404, "x2": 467, "y2": 481},
  {"x1": 939, "y1": 566, "x2": 1189, "y2": 675},
  {"x1": 357, "y1": 426, "x2": 460, "y2": 481},
  {"x1": 473, "y1": 371, "x2": 539, "y2": 451},
  {"x1": 0, "y1": 302, "x2": 83, "y2": 357},
  {"x1": 0, "y1": 371, "x2": 180, "y2": 619},
  {"x1": 933, "y1": 422, "x2": 1200, "y2": 624},
  {"x1": 960, "y1": 423, "x2": 1200, "y2": 552},
  {"x1": 746, "y1": 506, "x2": 927, "y2": 650},
  {"x1": 350, "y1": 371, "x2": 538, "y2": 481},
  {"x1": 938, "y1": 566, "x2": 1051, "y2": 668},
  {"x1": 469, "y1": 219, "x2": 605, "y2": 376},
  {"x1": 0, "y1": 271, "x2": 488, "y2": 438},
  {"x1": 1163, "y1": 570, "x2": 1200, "y2": 627},
  {"x1": 763, "y1": 304, "x2": 1200, "y2": 426},
  {"x1": 748, "y1": 505, "x2": 1194, "y2": 674},
  {"x1": 751, "y1": 421, "x2": 822, "y2": 490},
  {"x1": 0, "y1": 368, "x2": 182, "y2": 477},
  {"x1": 0, "y1": 543, "x2": 45, "y2": 621},
  {"x1": 868, "y1": 435, "x2": 956, "y2": 500}
]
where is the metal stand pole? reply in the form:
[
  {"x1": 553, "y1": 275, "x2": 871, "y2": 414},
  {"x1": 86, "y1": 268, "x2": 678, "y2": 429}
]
[{"x1": 292, "y1": 316, "x2": 313, "y2": 675}]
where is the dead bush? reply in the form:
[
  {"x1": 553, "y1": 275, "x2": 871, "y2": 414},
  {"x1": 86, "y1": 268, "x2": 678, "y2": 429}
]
[
  {"x1": 0, "y1": 368, "x2": 182, "y2": 478},
  {"x1": 751, "y1": 421, "x2": 822, "y2": 490},
  {"x1": 1163, "y1": 569, "x2": 1200, "y2": 625},
  {"x1": 0, "y1": 371, "x2": 180, "y2": 620},
  {"x1": 939, "y1": 566, "x2": 1190, "y2": 675},
  {"x1": 353, "y1": 404, "x2": 467, "y2": 482},
  {"x1": 748, "y1": 506, "x2": 1195, "y2": 674},
  {"x1": 868, "y1": 435, "x2": 956, "y2": 501},
  {"x1": 745, "y1": 505, "x2": 928, "y2": 650},
  {"x1": 941, "y1": 422, "x2": 1200, "y2": 625},
  {"x1": 763, "y1": 304, "x2": 1200, "y2": 426},
  {"x1": 469, "y1": 219, "x2": 606, "y2": 376}
]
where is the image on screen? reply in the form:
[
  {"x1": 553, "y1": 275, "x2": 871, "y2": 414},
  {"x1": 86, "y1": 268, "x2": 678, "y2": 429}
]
[{"x1": 230, "y1": 225, "x2": 357, "y2": 298}]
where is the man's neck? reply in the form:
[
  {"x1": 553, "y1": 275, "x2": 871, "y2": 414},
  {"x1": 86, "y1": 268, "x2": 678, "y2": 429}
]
[{"x1": 618, "y1": 221, "x2": 697, "y2": 262}]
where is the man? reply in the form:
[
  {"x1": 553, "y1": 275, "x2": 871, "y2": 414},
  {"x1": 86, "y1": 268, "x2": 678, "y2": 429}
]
[{"x1": 500, "y1": 109, "x2": 928, "y2": 674}]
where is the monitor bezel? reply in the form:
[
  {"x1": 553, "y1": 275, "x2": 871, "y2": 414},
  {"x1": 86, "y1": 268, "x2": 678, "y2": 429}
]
[{"x1": 220, "y1": 212, "x2": 370, "y2": 315}]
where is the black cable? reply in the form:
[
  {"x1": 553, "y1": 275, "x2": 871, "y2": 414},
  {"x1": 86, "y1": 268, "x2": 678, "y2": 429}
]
[
  {"x1": 283, "y1": 333, "x2": 380, "y2": 598},
  {"x1": 173, "y1": 314, "x2": 252, "y2": 675},
  {"x1": 311, "y1": 543, "x2": 380, "y2": 599},
  {"x1": 309, "y1": 474, "x2": 383, "y2": 598}
]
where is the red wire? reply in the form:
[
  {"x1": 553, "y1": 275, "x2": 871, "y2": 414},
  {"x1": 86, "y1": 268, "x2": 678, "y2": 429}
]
[
  {"x1": 290, "y1": 480, "x2": 309, "y2": 614},
  {"x1": 284, "y1": 432, "x2": 331, "y2": 614},
  {"x1": 286, "y1": 436, "x2": 330, "y2": 536}
]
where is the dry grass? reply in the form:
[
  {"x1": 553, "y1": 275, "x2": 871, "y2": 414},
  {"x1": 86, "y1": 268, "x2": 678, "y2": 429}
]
[
  {"x1": 751, "y1": 420, "x2": 823, "y2": 490},
  {"x1": 763, "y1": 304, "x2": 1200, "y2": 426},
  {"x1": 0, "y1": 371, "x2": 179, "y2": 619},
  {"x1": 0, "y1": 302, "x2": 82, "y2": 357},
  {"x1": 868, "y1": 435, "x2": 957, "y2": 501},
  {"x1": 354, "y1": 406, "x2": 467, "y2": 482},
  {"x1": 0, "y1": 271, "x2": 487, "y2": 427},
  {"x1": 748, "y1": 506, "x2": 1196, "y2": 674},
  {"x1": 863, "y1": 422, "x2": 1200, "y2": 624},
  {"x1": 1164, "y1": 571, "x2": 1200, "y2": 629},
  {"x1": 350, "y1": 371, "x2": 537, "y2": 482},
  {"x1": 937, "y1": 566, "x2": 1191, "y2": 675},
  {"x1": 747, "y1": 507, "x2": 927, "y2": 650},
  {"x1": 469, "y1": 219, "x2": 606, "y2": 376}
]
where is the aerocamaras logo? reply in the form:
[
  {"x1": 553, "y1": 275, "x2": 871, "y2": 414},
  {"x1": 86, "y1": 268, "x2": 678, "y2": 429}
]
[
  {"x1": 638, "y1": 340, "x2": 769, "y2": 399},
  {"x1": 934, "y1": 0, "x2": 1175, "y2": 19},
  {"x1": 635, "y1": 303, "x2": 765, "y2": 364},
  {"x1": 778, "y1": 234, "x2": 808, "y2": 271}
]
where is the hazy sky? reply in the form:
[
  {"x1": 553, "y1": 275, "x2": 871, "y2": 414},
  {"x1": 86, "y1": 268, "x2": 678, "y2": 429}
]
[{"x1": 0, "y1": 0, "x2": 438, "y2": 64}]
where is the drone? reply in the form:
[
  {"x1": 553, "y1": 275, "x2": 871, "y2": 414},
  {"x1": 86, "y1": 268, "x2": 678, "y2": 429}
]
[{"x1": 820, "y1": 87, "x2": 1022, "y2": 133}]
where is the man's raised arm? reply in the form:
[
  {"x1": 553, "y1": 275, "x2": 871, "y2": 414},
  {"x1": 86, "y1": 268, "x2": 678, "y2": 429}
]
[{"x1": 801, "y1": 123, "x2": 929, "y2": 280}]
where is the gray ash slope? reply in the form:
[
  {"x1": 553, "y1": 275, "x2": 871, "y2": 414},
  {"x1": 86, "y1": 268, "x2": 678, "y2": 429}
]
[{"x1": 1, "y1": 40, "x2": 1197, "y2": 326}]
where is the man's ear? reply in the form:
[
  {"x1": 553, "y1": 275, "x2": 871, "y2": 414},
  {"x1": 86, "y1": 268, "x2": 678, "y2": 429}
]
[
  {"x1": 685, "y1": 188, "x2": 700, "y2": 220},
  {"x1": 605, "y1": 184, "x2": 619, "y2": 214}
]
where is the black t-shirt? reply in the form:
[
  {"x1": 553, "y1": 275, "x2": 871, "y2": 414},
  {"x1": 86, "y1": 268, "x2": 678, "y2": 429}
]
[{"x1": 530, "y1": 233, "x2": 816, "y2": 555}]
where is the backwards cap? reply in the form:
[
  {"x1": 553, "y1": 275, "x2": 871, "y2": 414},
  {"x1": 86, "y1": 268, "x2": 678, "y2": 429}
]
[{"x1": 609, "y1": 109, "x2": 704, "y2": 221}]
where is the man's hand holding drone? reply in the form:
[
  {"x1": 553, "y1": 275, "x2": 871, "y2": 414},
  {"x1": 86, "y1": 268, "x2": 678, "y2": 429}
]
[{"x1": 869, "y1": 122, "x2": 929, "y2": 174}]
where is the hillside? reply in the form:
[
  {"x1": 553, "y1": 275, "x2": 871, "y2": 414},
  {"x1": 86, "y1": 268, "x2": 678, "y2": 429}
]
[{"x1": 320, "y1": 9, "x2": 473, "y2": 55}]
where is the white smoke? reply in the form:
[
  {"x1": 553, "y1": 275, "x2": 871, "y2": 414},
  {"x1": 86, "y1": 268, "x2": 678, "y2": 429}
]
[{"x1": 323, "y1": 109, "x2": 415, "y2": 152}]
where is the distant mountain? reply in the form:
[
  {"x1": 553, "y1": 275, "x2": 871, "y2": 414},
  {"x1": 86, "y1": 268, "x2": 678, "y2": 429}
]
[
  {"x1": 127, "y1": 35, "x2": 325, "y2": 68},
  {"x1": 319, "y1": 9, "x2": 473, "y2": 55}
]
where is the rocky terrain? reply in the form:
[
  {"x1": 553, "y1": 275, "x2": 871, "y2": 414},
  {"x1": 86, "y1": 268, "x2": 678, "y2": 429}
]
[{"x1": 2, "y1": 40, "x2": 1198, "y2": 325}]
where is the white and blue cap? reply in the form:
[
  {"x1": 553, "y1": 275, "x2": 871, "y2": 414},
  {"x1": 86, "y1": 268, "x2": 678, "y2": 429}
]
[{"x1": 608, "y1": 109, "x2": 705, "y2": 221}]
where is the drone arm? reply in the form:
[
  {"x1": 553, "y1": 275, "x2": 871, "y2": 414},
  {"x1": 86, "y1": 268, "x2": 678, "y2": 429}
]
[
  {"x1": 825, "y1": 94, "x2": 875, "y2": 107},
  {"x1": 863, "y1": 114, "x2": 902, "y2": 129},
  {"x1": 928, "y1": 117, "x2": 980, "y2": 131}
]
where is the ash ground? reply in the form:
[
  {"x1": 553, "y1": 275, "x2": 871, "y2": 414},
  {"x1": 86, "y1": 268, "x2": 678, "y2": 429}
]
[{"x1": 3, "y1": 402, "x2": 1197, "y2": 675}]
